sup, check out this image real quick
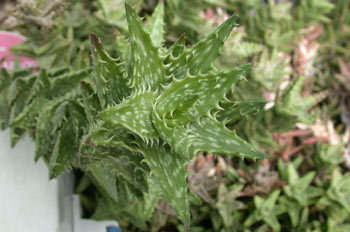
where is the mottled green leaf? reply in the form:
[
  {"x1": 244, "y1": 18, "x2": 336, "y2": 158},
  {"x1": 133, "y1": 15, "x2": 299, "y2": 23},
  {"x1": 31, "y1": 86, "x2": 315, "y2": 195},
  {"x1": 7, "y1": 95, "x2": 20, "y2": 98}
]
[
  {"x1": 50, "y1": 68, "x2": 93, "y2": 97},
  {"x1": 216, "y1": 100, "x2": 266, "y2": 124},
  {"x1": 216, "y1": 184, "x2": 245, "y2": 228},
  {"x1": 277, "y1": 75, "x2": 327, "y2": 124},
  {"x1": 327, "y1": 169, "x2": 350, "y2": 212},
  {"x1": 245, "y1": 190, "x2": 281, "y2": 231},
  {"x1": 167, "y1": 14, "x2": 238, "y2": 79},
  {"x1": 139, "y1": 144, "x2": 190, "y2": 225},
  {"x1": 0, "y1": 89, "x2": 11, "y2": 130},
  {"x1": 10, "y1": 97, "x2": 47, "y2": 130},
  {"x1": 156, "y1": 65, "x2": 251, "y2": 126},
  {"x1": 125, "y1": 4, "x2": 166, "y2": 90},
  {"x1": 26, "y1": 70, "x2": 51, "y2": 103},
  {"x1": 87, "y1": 161, "x2": 118, "y2": 202},
  {"x1": 100, "y1": 91, "x2": 158, "y2": 140},
  {"x1": 188, "y1": 117, "x2": 265, "y2": 159},
  {"x1": 91, "y1": 34, "x2": 129, "y2": 105},
  {"x1": 0, "y1": 69, "x2": 11, "y2": 92},
  {"x1": 80, "y1": 80, "x2": 101, "y2": 123},
  {"x1": 115, "y1": 34, "x2": 131, "y2": 64},
  {"x1": 164, "y1": 34, "x2": 186, "y2": 65},
  {"x1": 49, "y1": 122, "x2": 77, "y2": 179},
  {"x1": 35, "y1": 92, "x2": 77, "y2": 162},
  {"x1": 146, "y1": 2, "x2": 165, "y2": 47},
  {"x1": 153, "y1": 114, "x2": 265, "y2": 159}
]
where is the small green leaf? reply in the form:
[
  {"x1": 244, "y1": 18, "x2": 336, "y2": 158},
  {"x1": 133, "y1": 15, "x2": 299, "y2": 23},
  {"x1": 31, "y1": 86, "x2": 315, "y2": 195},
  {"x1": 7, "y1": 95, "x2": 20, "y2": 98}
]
[
  {"x1": 0, "y1": 68, "x2": 11, "y2": 92},
  {"x1": 279, "y1": 196, "x2": 301, "y2": 227},
  {"x1": 327, "y1": 169, "x2": 350, "y2": 211},
  {"x1": 216, "y1": 184, "x2": 245, "y2": 228},
  {"x1": 277, "y1": 76, "x2": 327, "y2": 124},
  {"x1": 245, "y1": 189, "x2": 281, "y2": 231}
]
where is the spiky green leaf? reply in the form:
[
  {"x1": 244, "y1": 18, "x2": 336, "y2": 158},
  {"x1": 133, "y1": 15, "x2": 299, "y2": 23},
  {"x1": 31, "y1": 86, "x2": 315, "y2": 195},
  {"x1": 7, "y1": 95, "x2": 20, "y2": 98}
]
[
  {"x1": 216, "y1": 100, "x2": 266, "y2": 124},
  {"x1": 146, "y1": 2, "x2": 165, "y2": 47},
  {"x1": 156, "y1": 64, "x2": 251, "y2": 126},
  {"x1": 167, "y1": 14, "x2": 238, "y2": 79},
  {"x1": 87, "y1": 161, "x2": 118, "y2": 202},
  {"x1": 139, "y1": 144, "x2": 190, "y2": 225},
  {"x1": 91, "y1": 33, "x2": 129, "y2": 105},
  {"x1": 100, "y1": 91, "x2": 158, "y2": 140},
  {"x1": 49, "y1": 122, "x2": 77, "y2": 179},
  {"x1": 125, "y1": 4, "x2": 166, "y2": 90}
]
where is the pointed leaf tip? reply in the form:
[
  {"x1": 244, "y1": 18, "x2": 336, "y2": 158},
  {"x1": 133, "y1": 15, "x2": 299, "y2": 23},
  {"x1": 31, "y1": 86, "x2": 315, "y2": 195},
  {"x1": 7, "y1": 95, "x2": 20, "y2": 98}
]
[
  {"x1": 125, "y1": 2, "x2": 165, "y2": 90},
  {"x1": 90, "y1": 33, "x2": 110, "y2": 61}
]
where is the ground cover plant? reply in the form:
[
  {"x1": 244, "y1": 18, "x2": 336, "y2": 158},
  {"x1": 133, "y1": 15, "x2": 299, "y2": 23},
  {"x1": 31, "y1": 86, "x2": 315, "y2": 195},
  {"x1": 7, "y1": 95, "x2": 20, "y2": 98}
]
[{"x1": 0, "y1": 0, "x2": 349, "y2": 231}]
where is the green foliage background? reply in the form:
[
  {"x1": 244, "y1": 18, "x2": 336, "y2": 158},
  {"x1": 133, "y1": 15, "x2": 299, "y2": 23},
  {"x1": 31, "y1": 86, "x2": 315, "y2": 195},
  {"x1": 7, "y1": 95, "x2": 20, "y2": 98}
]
[{"x1": 0, "y1": 0, "x2": 349, "y2": 231}]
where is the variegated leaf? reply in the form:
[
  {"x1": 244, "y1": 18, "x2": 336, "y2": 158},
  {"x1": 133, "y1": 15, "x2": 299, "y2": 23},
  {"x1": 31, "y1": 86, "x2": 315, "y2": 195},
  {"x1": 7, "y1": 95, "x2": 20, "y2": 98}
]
[
  {"x1": 49, "y1": 122, "x2": 77, "y2": 179},
  {"x1": 84, "y1": 142, "x2": 148, "y2": 190},
  {"x1": 26, "y1": 70, "x2": 51, "y2": 104},
  {"x1": 35, "y1": 92, "x2": 78, "y2": 162},
  {"x1": 91, "y1": 33, "x2": 129, "y2": 105},
  {"x1": 86, "y1": 161, "x2": 118, "y2": 202},
  {"x1": 216, "y1": 101, "x2": 266, "y2": 124},
  {"x1": 125, "y1": 4, "x2": 166, "y2": 90},
  {"x1": 146, "y1": 2, "x2": 165, "y2": 47},
  {"x1": 140, "y1": 177, "x2": 162, "y2": 221},
  {"x1": 80, "y1": 80, "x2": 101, "y2": 123},
  {"x1": 153, "y1": 113, "x2": 264, "y2": 159},
  {"x1": 100, "y1": 91, "x2": 158, "y2": 140},
  {"x1": 164, "y1": 34, "x2": 186, "y2": 65},
  {"x1": 188, "y1": 117, "x2": 265, "y2": 159},
  {"x1": 92, "y1": 180, "x2": 148, "y2": 229},
  {"x1": 115, "y1": 34, "x2": 131, "y2": 65},
  {"x1": 167, "y1": 14, "x2": 238, "y2": 79},
  {"x1": 139, "y1": 143, "x2": 190, "y2": 225},
  {"x1": 50, "y1": 68, "x2": 93, "y2": 97},
  {"x1": 0, "y1": 69, "x2": 13, "y2": 129},
  {"x1": 156, "y1": 64, "x2": 251, "y2": 126},
  {"x1": 10, "y1": 97, "x2": 47, "y2": 130},
  {"x1": 0, "y1": 89, "x2": 11, "y2": 130},
  {"x1": 86, "y1": 121, "x2": 134, "y2": 150},
  {"x1": 0, "y1": 69, "x2": 11, "y2": 92},
  {"x1": 152, "y1": 111, "x2": 190, "y2": 158}
]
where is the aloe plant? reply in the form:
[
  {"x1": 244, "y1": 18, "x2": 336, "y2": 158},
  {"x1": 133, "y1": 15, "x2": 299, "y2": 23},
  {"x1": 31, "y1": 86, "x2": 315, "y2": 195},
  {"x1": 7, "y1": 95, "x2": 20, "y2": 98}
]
[{"x1": 0, "y1": 2, "x2": 265, "y2": 228}]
